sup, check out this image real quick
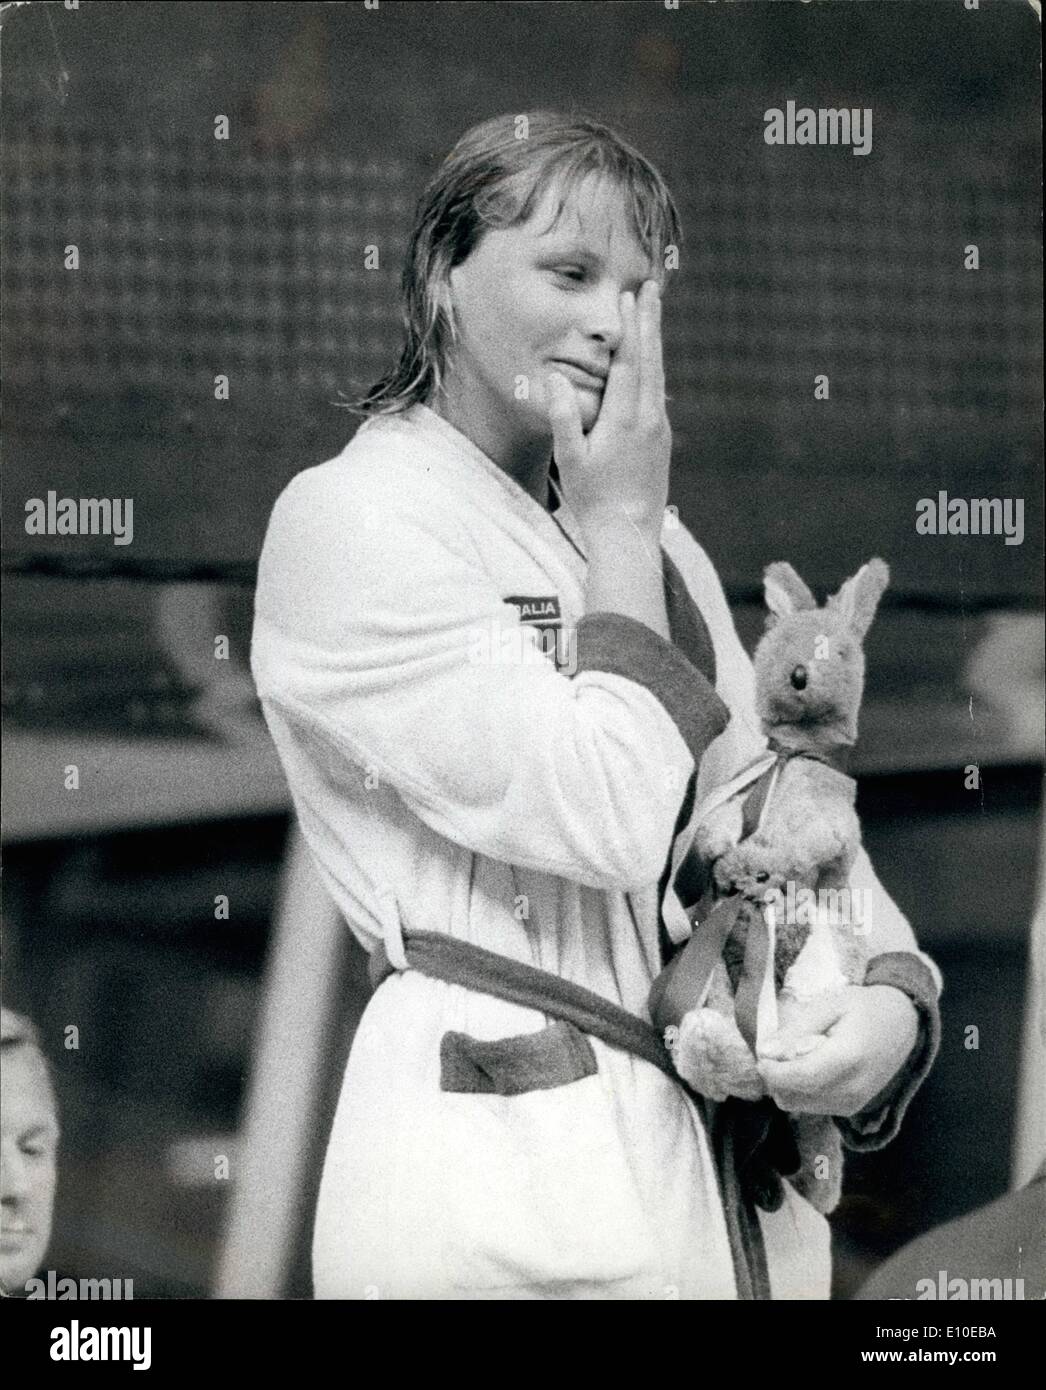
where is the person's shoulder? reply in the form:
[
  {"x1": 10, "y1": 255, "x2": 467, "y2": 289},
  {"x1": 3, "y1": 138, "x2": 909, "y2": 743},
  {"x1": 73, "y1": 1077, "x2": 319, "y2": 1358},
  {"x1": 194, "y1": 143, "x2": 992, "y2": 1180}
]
[
  {"x1": 256, "y1": 413, "x2": 472, "y2": 600},
  {"x1": 854, "y1": 1179, "x2": 1046, "y2": 1301},
  {"x1": 271, "y1": 412, "x2": 455, "y2": 524}
]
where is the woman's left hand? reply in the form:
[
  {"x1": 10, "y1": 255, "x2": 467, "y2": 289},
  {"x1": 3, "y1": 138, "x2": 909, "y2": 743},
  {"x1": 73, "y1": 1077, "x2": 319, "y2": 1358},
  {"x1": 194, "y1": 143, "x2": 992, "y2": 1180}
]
[{"x1": 755, "y1": 985, "x2": 919, "y2": 1117}]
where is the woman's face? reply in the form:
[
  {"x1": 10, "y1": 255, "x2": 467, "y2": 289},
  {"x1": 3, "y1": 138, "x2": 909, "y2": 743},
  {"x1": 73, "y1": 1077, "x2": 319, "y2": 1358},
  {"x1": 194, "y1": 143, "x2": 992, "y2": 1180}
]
[{"x1": 443, "y1": 173, "x2": 660, "y2": 454}]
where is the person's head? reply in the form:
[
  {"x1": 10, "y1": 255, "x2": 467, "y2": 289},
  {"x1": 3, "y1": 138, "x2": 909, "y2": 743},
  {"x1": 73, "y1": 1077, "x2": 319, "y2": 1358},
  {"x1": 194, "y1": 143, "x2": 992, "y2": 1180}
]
[
  {"x1": 351, "y1": 110, "x2": 682, "y2": 449},
  {"x1": 1, "y1": 1009, "x2": 59, "y2": 1293}
]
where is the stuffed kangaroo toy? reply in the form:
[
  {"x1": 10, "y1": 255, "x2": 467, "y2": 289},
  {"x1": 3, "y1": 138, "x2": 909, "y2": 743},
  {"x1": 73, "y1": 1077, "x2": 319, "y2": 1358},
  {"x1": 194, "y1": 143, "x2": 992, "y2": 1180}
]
[{"x1": 655, "y1": 558, "x2": 890, "y2": 1214}]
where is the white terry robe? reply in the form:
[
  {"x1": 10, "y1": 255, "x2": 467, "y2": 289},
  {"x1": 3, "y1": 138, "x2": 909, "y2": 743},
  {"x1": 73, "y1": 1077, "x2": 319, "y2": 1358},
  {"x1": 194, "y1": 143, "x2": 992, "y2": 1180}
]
[{"x1": 250, "y1": 402, "x2": 939, "y2": 1301}]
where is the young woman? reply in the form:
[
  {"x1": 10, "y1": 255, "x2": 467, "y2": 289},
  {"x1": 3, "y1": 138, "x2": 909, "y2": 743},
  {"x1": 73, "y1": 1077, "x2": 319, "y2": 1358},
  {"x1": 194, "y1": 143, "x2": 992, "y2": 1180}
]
[{"x1": 251, "y1": 111, "x2": 941, "y2": 1300}]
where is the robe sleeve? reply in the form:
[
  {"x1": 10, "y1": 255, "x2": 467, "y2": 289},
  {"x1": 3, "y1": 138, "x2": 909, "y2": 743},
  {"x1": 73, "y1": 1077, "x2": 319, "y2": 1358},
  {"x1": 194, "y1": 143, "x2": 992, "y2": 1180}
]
[{"x1": 251, "y1": 462, "x2": 728, "y2": 893}]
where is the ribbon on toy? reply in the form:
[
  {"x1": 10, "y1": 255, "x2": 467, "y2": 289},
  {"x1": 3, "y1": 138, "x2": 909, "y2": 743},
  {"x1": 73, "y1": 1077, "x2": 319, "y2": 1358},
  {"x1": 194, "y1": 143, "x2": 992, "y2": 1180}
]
[
  {"x1": 731, "y1": 752, "x2": 784, "y2": 1054},
  {"x1": 734, "y1": 898, "x2": 778, "y2": 1056},
  {"x1": 649, "y1": 894, "x2": 743, "y2": 1032},
  {"x1": 650, "y1": 890, "x2": 779, "y2": 1059},
  {"x1": 659, "y1": 748, "x2": 778, "y2": 950},
  {"x1": 653, "y1": 751, "x2": 783, "y2": 1046}
]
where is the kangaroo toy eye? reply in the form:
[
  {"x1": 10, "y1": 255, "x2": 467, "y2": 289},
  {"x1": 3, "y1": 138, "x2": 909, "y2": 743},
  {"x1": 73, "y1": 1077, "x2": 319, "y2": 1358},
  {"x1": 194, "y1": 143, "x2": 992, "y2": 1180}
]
[{"x1": 790, "y1": 665, "x2": 808, "y2": 690}]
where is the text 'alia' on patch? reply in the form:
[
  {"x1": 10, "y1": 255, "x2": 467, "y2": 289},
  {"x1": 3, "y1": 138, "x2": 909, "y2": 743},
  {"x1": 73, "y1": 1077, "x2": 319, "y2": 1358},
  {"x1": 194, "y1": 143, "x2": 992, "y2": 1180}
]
[{"x1": 503, "y1": 595, "x2": 562, "y2": 627}]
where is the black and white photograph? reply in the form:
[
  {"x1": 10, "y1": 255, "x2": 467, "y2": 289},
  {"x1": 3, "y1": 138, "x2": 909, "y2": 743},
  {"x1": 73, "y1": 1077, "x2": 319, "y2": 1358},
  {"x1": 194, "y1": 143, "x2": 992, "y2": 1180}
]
[{"x1": 1, "y1": 0, "x2": 1043, "y2": 1358}]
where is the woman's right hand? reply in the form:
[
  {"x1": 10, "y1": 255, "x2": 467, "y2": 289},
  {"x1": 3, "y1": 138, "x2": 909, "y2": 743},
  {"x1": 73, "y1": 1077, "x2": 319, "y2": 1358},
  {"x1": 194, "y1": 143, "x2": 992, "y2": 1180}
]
[{"x1": 545, "y1": 279, "x2": 672, "y2": 545}]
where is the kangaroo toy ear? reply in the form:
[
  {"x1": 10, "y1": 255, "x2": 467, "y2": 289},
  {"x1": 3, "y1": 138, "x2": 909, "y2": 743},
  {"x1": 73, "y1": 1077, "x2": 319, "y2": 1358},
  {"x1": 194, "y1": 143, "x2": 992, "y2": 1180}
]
[
  {"x1": 828, "y1": 558, "x2": 890, "y2": 638},
  {"x1": 764, "y1": 562, "x2": 818, "y2": 621}
]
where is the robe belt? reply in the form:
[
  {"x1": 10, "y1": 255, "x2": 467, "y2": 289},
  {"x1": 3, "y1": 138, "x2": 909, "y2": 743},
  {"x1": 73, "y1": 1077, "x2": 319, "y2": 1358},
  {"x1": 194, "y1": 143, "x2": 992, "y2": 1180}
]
[
  {"x1": 369, "y1": 929, "x2": 677, "y2": 1079},
  {"x1": 368, "y1": 927, "x2": 776, "y2": 1300}
]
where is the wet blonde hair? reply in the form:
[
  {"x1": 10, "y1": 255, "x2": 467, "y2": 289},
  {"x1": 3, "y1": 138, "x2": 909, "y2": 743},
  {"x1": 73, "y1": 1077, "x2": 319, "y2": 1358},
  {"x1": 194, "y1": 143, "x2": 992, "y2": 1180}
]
[{"x1": 344, "y1": 110, "x2": 683, "y2": 417}]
